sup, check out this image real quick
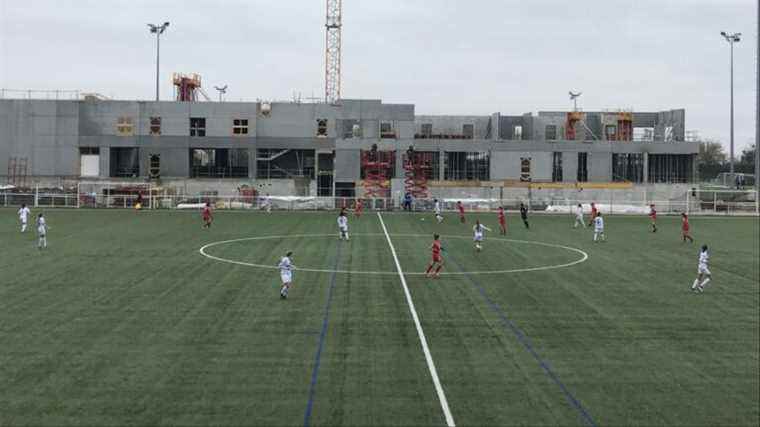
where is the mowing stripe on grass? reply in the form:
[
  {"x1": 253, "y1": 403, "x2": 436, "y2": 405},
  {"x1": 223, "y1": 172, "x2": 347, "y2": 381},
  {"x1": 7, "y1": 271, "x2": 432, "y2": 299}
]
[
  {"x1": 377, "y1": 212, "x2": 456, "y2": 427},
  {"x1": 445, "y1": 253, "x2": 597, "y2": 427},
  {"x1": 303, "y1": 242, "x2": 342, "y2": 427}
]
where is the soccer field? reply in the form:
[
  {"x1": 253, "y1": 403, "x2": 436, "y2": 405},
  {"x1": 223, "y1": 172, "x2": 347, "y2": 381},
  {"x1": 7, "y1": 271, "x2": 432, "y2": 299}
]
[{"x1": 0, "y1": 208, "x2": 758, "y2": 426}]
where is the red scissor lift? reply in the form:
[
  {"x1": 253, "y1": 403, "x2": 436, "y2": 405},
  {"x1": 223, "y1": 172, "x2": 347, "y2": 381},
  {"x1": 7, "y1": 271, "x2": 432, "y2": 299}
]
[
  {"x1": 403, "y1": 151, "x2": 433, "y2": 198},
  {"x1": 361, "y1": 149, "x2": 394, "y2": 199}
]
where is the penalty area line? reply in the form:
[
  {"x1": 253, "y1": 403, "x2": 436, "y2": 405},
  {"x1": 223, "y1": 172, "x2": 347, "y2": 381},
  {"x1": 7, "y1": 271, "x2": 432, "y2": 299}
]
[{"x1": 377, "y1": 212, "x2": 456, "y2": 427}]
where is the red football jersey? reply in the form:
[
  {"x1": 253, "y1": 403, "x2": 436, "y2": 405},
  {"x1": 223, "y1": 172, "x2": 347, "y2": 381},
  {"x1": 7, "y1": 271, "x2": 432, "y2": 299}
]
[
  {"x1": 431, "y1": 240, "x2": 441, "y2": 256},
  {"x1": 682, "y1": 217, "x2": 689, "y2": 231}
]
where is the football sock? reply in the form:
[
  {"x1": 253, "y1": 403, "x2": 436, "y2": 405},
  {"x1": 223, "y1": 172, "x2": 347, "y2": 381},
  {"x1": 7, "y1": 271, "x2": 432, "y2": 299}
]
[
  {"x1": 691, "y1": 279, "x2": 699, "y2": 289},
  {"x1": 434, "y1": 265, "x2": 442, "y2": 273},
  {"x1": 700, "y1": 278, "x2": 711, "y2": 288},
  {"x1": 426, "y1": 265, "x2": 433, "y2": 274}
]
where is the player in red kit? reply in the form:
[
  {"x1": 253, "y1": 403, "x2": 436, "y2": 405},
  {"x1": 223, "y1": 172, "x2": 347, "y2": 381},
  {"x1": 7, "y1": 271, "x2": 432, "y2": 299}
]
[
  {"x1": 681, "y1": 213, "x2": 693, "y2": 242},
  {"x1": 497, "y1": 206, "x2": 507, "y2": 235},
  {"x1": 354, "y1": 198, "x2": 363, "y2": 218},
  {"x1": 588, "y1": 202, "x2": 598, "y2": 226},
  {"x1": 425, "y1": 234, "x2": 444, "y2": 278},
  {"x1": 457, "y1": 201, "x2": 465, "y2": 223},
  {"x1": 202, "y1": 202, "x2": 213, "y2": 229},
  {"x1": 649, "y1": 204, "x2": 657, "y2": 233}
]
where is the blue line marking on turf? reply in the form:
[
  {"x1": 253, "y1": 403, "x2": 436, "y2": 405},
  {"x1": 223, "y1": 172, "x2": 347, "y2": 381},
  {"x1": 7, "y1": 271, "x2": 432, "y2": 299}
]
[
  {"x1": 446, "y1": 254, "x2": 598, "y2": 427},
  {"x1": 303, "y1": 242, "x2": 342, "y2": 427}
]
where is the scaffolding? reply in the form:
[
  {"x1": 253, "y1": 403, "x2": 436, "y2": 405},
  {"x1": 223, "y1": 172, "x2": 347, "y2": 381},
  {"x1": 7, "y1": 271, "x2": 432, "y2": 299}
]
[
  {"x1": 361, "y1": 148, "x2": 394, "y2": 198},
  {"x1": 6, "y1": 157, "x2": 28, "y2": 187},
  {"x1": 403, "y1": 149, "x2": 433, "y2": 198},
  {"x1": 172, "y1": 73, "x2": 211, "y2": 102},
  {"x1": 616, "y1": 112, "x2": 633, "y2": 141},
  {"x1": 565, "y1": 111, "x2": 584, "y2": 140}
]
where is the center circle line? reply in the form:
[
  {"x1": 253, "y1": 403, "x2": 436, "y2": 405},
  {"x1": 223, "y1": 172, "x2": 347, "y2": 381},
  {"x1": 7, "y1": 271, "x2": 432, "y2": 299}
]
[{"x1": 199, "y1": 233, "x2": 589, "y2": 275}]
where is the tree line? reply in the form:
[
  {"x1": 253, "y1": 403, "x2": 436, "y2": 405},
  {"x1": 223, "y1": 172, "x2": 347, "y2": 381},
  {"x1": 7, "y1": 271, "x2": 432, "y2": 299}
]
[{"x1": 697, "y1": 140, "x2": 756, "y2": 181}]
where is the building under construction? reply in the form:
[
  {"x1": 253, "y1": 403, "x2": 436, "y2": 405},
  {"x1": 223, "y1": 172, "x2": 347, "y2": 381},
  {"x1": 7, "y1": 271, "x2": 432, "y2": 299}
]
[{"x1": 0, "y1": 94, "x2": 695, "y2": 198}]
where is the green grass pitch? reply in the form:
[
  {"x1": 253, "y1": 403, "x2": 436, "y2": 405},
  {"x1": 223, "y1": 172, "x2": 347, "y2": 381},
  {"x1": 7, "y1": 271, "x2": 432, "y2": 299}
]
[{"x1": 0, "y1": 208, "x2": 758, "y2": 426}]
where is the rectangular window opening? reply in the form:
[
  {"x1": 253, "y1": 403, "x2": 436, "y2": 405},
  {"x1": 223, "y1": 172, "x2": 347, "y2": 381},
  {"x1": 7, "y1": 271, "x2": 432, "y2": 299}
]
[
  {"x1": 190, "y1": 117, "x2": 206, "y2": 137},
  {"x1": 552, "y1": 152, "x2": 563, "y2": 182},
  {"x1": 577, "y1": 152, "x2": 588, "y2": 182},
  {"x1": 380, "y1": 121, "x2": 396, "y2": 139},
  {"x1": 462, "y1": 124, "x2": 474, "y2": 139},
  {"x1": 149, "y1": 116, "x2": 161, "y2": 135},
  {"x1": 233, "y1": 119, "x2": 249, "y2": 135},
  {"x1": 316, "y1": 119, "x2": 328, "y2": 137},
  {"x1": 545, "y1": 125, "x2": 557, "y2": 141},
  {"x1": 443, "y1": 152, "x2": 490, "y2": 181},
  {"x1": 190, "y1": 148, "x2": 249, "y2": 178}
]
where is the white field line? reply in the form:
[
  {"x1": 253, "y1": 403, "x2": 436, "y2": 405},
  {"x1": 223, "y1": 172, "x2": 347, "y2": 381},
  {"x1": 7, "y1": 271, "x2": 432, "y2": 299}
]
[
  {"x1": 198, "y1": 234, "x2": 588, "y2": 276},
  {"x1": 376, "y1": 212, "x2": 456, "y2": 427}
]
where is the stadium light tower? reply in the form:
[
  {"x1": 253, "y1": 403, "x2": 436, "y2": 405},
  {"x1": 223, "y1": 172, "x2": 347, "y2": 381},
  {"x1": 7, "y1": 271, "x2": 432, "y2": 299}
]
[
  {"x1": 721, "y1": 31, "x2": 741, "y2": 176},
  {"x1": 325, "y1": 0, "x2": 342, "y2": 104},
  {"x1": 148, "y1": 22, "x2": 170, "y2": 101}
]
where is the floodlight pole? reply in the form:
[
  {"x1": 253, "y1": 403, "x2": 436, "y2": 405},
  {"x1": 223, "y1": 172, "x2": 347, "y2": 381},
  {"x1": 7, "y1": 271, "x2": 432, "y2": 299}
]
[
  {"x1": 756, "y1": 0, "x2": 760, "y2": 213},
  {"x1": 148, "y1": 22, "x2": 170, "y2": 101},
  {"x1": 721, "y1": 31, "x2": 741, "y2": 176}
]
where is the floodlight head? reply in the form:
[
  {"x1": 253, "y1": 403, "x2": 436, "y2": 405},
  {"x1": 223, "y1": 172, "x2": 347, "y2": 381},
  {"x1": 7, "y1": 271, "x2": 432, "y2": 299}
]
[
  {"x1": 720, "y1": 31, "x2": 726, "y2": 36},
  {"x1": 164, "y1": 22, "x2": 170, "y2": 27}
]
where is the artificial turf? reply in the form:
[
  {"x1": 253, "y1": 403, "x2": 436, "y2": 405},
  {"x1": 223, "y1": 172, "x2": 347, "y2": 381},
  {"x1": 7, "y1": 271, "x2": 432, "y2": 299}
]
[{"x1": 0, "y1": 208, "x2": 757, "y2": 426}]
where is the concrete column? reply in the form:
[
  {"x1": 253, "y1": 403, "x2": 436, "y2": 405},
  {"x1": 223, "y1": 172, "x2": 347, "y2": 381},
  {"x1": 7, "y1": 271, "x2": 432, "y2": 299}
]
[
  {"x1": 439, "y1": 149, "x2": 445, "y2": 180},
  {"x1": 395, "y1": 148, "x2": 405, "y2": 178},
  {"x1": 249, "y1": 148, "x2": 257, "y2": 179},
  {"x1": 643, "y1": 152, "x2": 649, "y2": 183}
]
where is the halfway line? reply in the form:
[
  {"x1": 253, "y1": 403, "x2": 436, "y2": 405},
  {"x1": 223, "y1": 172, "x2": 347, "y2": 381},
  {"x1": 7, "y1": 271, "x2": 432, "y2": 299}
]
[{"x1": 377, "y1": 212, "x2": 456, "y2": 427}]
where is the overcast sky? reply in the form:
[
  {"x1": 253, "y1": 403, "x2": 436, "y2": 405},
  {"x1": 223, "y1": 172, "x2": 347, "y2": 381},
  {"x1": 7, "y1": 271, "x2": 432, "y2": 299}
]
[{"x1": 0, "y1": 0, "x2": 756, "y2": 152}]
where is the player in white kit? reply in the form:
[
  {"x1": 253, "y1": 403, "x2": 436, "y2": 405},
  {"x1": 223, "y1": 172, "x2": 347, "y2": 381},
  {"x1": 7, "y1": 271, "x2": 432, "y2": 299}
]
[
  {"x1": 593, "y1": 213, "x2": 606, "y2": 242},
  {"x1": 36, "y1": 213, "x2": 47, "y2": 249},
  {"x1": 433, "y1": 199, "x2": 443, "y2": 223},
  {"x1": 573, "y1": 204, "x2": 586, "y2": 229},
  {"x1": 278, "y1": 251, "x2": 295, "y2": 299},
  {"x1": 18, "y1": 204, "x2": 31, "y2": 232},
  {"x1": 261, "y1": 193, "x2": 272, "y2": 213},
  {"x1": 337, "y1": 210, "x2": 349, "y2": 240},
  {"x1": 473, "y1": 220, "x2": 491, "y2": 251},
  {"x1": 691, "y1": 245, "x2": 712, "y2": 293}
]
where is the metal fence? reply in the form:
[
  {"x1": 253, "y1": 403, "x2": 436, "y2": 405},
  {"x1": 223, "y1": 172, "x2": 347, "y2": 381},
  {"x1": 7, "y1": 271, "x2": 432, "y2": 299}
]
[{"x1": 1, "y1": 190, "x2": 757, "y2": 215}]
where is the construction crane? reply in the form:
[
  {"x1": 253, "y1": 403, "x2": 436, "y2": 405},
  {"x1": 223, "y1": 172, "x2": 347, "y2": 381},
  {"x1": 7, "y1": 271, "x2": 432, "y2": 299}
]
[{"x1": 325, "y1": 0, "x2": 342, "y2": 104}]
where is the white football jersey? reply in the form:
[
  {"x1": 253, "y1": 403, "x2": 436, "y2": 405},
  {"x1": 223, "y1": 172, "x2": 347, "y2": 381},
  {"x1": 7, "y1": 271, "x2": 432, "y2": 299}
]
[
  {"x1": 698, "y1": 250, "x2": 709, "y2": 267},
  {"x1": 36, "y1": 216, "x2": 47, "y2": 234},
  {"x1": 594, "y1": 216, "x2": 604, "y2": 230},
  {"x1": 337, "y1": 215, "x2": 348, "y2": 229},
  {"x1": 434, "y1": 201, "x2": 441, "y2": 214},
  {"x1": 278, "y1": 256, "x2": 293, "y2": 273},
  {"x1": 18, "y1": 207, "x2": 30, "y2": 222}
]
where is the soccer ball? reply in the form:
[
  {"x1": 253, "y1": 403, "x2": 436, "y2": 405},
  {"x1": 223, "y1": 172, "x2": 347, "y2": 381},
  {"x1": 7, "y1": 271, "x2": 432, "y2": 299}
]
[{"x1": 421, "y1": 218, "x2": 425, "y2": 221}]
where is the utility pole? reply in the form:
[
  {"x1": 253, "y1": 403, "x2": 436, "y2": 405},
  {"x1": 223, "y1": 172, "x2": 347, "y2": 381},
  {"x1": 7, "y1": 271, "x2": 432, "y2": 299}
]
[{"x1": 148, "y1": 22, "x2": 170, "y2": 101}]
